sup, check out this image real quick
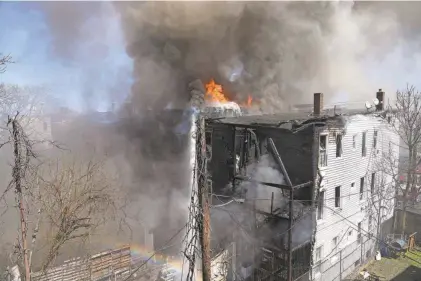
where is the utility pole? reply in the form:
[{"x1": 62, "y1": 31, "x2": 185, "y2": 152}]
[
  {"x1": 189, "y1": 80, "x2": 211, "y2": 281},
  {"x1": 10, "y1": 117, "x2": 31, "y2": 281}
]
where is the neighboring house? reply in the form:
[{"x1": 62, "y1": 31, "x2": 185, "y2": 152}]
[{"x1": 206, "y1": 90, "x2": 399, "y2": 281}]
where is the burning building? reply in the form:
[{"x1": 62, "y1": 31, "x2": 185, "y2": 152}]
[{"x1": 204, "y1": 87, "x2": 399, "y2": 281}]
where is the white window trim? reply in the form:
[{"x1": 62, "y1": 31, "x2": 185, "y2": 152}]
[{"x1": 318, "y1": 133, "x2": 328, "y2": 169}]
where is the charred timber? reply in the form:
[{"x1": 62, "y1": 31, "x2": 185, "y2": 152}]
[{"x1": 234, "y1": 175, "x2": 312, "y2": 191}]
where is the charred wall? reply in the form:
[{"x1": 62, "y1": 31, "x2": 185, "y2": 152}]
[
  {"x1": 207, "y1": 121, "x2": 314, "y2": 201},
  {"x1": 256, "y1": 126, "x2": 314, "y2": 201}
]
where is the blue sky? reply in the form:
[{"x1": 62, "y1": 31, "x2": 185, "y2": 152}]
[{"x1": 0, "y1": 2, "x2": 133, "y2": 112}]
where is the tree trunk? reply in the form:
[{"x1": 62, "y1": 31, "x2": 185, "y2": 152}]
[{"x1": 12, "y1": 119, "x2": 31, "y2": 281}]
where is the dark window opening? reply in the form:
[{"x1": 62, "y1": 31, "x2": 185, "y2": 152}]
[
  {"x1": 335, "y1": 186, "x2": 341, "y2": 208},
  {"x1": 317, "y1": 191, "x2": 325, "y2": 220},
  {"x1": 43, "y1": 121, "x2": 48, "y2": 132},
  {"x1": 371, "y1": 173, "x2": 376, "y2": 193},
  {"x1": 336, "y1": 134, "x2": 342, "y2": 158},
  {"x1": 362, "y1": 132, "x2": 367, "y2": 157},
  {"x1": 373, "y1": 130, "x2": 378, "y2": 149},
  {"x1": 357, "y1": 222, "x2": 362, "y2": 244},
  {"x1": 360, "y1": 177, "x2": 365, "y2": 200}
]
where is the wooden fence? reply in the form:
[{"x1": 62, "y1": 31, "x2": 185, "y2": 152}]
[{"x1": 31, "y1": 246, "x2": 134, "y2": 281}]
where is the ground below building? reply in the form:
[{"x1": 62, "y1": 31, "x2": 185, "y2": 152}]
[{"x1": 348, "y1": 248, "x2": 421, "y2": 281}]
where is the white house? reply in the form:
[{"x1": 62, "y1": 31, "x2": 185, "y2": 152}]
[{"x1": 313, "y1": 90, "x2": 399, "y2": 281}]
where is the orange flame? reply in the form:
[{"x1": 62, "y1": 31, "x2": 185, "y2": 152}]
[
  {"x1": 205, "y1": 79, "x2": 229, "y2": 103},
  {"x1": 205, "y1": 79, "x2": 255, "y2": 107}
]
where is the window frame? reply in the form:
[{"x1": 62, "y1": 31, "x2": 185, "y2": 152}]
[
  {"x1": 335, "y1": 186, "x2": 341, "y2": 208},
  {"x1": 319, "y1": 134, "x2": 328, "y2": 167},
  {"x1": 360, "y1": 177, "x2": 365, "y2": 200},
  {"x1": 317, "y1": 190, "x2": 325, "y2": 220},
  {"x1": 336, "y1": 134, "x2": 343, "y2": 158},
  {"x1": 362, "y1": 131, "x2": 367, "y2": 157},
  {"x1": 373, "y1": 130, "x2": 378, "y2": 150},
  {"x1": 371, "y1": 173, "x2": 376, "y2": 193}
]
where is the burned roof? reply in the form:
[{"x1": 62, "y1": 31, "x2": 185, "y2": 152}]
[{"x1": 208, "y1": 107, "x2": 390, "y2": 129}]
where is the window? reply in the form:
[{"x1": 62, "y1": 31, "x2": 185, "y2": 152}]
[
  {"x1": 335, "y1": 186, "x2": 341, "y2": 208},
  {"x1": 371, "y1": 173, "x2": 376, "y2": 193},
  {"x1": 373, "y1": 130, "x2": 378, "y2": 149},
  {"x1": 348, "y1": 229, "x2": 353, "y2": 243},
  {"x1": 362, "y1": 131, "x2": 367, "y2": 157},
  {"x1": 357, "y1": 222, "x2": 362, "y2": 244},
  {"x1": 388, "y1": 116, "x2": 391, "y2": 124},
  {"x1": 336, "y1": 134, "x2": 342, "y2": 158},
  {"x1": 317, "y1": 191, "x2": 325, "y2": 220},
  {"x1": 352, "y1": 134, "x2": 357, "y2": 149},
  {"x1": 332, "y1": 236, "x2": 338, "y2": 253},
  {"x1": 350, "y1": 182, "x2": 355, "y2": 199},
  {"x1": 368, "y1": 215, "x2": 373, "y2": 231},
  {"x1": 315, "y1": 246, "x2": 323, "y2": 263},
  {"x1": 314, "y1": 246, "x2": 323, "y2": 275},
  {"x1": 319, "y1": 135, "x2": 327, "y2": 167},
  {"x1": 43, "y1": 121, "x2": 48, "y2": 132},
  {"x1": 360, "y1": 177, "x2": 365, "y2": 200}
]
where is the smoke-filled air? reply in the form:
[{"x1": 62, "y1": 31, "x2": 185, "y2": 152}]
[{"x1": 1, "y1": 1, "x2": 421, "y2": 280}]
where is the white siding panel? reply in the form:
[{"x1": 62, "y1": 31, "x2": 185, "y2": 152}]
[{"x1": 313, "y1": 114, "x2": 399, "y2": 281}]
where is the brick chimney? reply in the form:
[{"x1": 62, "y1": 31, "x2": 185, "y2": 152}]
[
  {"x1": 314, "y1": 93, "x2": 324, "y2": 116},
  {"x1": 376, "y1": 89, "x2": 385, "y2": 111}
]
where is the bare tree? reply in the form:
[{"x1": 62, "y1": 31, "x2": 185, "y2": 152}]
[
  {"x1": 384, "y1": 85, "x2": 421, "y2": 233},
  {"x1": 0, "y1": 54, "x2": 13, "y2": 73},
  {"x1": 35, "y1": 157, "x2": 117, "y2": 272}
]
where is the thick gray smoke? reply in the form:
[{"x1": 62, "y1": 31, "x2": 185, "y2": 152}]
[
  {"x1": 114, "y1": 1, "x2": 417, "y2": 113},
  {"x1": 16, "y1": 1, "x2": 421, "y2": 259}
]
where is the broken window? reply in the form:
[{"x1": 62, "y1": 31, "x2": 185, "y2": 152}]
[
  {"x1": 362, "y1": 131, "x2": 367, "y2": 157},
  {"x1": 360, "y1": 177, "x2": 365, "y2": 200},
  {"x1": 319, "y1": 135, "x2": 327, "y2": 167},
  {"x1": 373, "y1": 130, "x2": 378, "y2": 150},
  {"x1": 317, "y1": 191, "x2": 325, "y2": 220},
  {"x1": 352, "y1": 134, "x2": 357, "y2": 149},
  {"x1": 357, "y1": 222, "x2": 362, "y2": 244},
  {"x1": 336, "y1": 134, "x2": 342, "y2": 158},
  {"x1": 371, "y1": 173, "x2": 376, "y2": 193},
  {"x1": 335, "y1": 186, "x2": 341, "y2": 208}
]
